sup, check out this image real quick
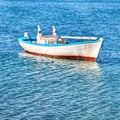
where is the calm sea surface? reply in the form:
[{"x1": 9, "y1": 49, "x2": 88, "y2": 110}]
[{"x1": 0, "y1": 0, "x2": 120, "y2": 119}]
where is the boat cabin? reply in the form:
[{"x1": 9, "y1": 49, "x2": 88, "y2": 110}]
[{"x1": 36, "y1": 25, "x2": 67, "y2": 44}]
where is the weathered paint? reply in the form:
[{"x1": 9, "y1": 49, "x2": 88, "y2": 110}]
[
  {"x1": 25, "y1": 50, "x2": 96, "y2": 61},
  {"x1": 18, "y1": 36, "x2": 103, "y2": 61}
]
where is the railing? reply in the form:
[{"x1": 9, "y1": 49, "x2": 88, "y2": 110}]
[{"x1": 61, "y1": 36, "x2": 98, "y2": 40}]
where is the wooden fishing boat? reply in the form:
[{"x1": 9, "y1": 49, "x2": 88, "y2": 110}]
[{"x1": 18, "y1": 25, "x2": 103, "y2": 61}]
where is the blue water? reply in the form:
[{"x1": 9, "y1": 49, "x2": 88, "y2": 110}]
[{"x1": 0, "y1": 0, "x2": 120, "y2": 119}]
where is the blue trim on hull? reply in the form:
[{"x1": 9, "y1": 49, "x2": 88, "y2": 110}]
[{"x1": 18, "y1": 37, "x2": 100, "y2": 47}]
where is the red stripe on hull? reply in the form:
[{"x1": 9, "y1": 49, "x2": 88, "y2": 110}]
[{"x1": 25, "y1": 50, "x2": 96, "y2": 61}]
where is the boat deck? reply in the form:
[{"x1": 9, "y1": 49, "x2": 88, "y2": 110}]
[{"x1": 18, "y1": 37, "x2": 100, "y2": 47}]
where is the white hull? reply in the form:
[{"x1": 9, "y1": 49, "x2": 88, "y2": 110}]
[{"x1": 18, "y1": 38, "x2": 103, "y2": 61}]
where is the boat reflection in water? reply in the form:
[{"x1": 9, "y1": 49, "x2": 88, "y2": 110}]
[
  {"x1": 19, "y1": 51, "x2": 104, "y2": 119},
  {"x1": 19, "y1": 51, "x2": 102, "y2": 83}
]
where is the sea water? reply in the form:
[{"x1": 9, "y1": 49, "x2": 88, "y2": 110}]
[{"x1": 0, "y1": 0, "x2": 120, "y2": 119}]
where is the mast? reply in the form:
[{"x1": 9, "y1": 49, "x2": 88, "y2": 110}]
[
  {"x1": 37, "y1": 25, "x2": 42, "y2": 43},
  {"x1": 52, "y1": 25, "x2": 57, "y2": 36},
  {"x1": 37, "y1": 25, "x2": 42, "y2": 36}
]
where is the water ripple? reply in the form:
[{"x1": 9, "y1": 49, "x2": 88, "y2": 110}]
[{"x1": 0, "y1": 1, "x2": 120, "y2": 119}]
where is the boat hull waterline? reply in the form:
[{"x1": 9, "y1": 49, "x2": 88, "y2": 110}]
[{"x1": 18, "y1": 37, "x2": 103, "y2": 61}]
